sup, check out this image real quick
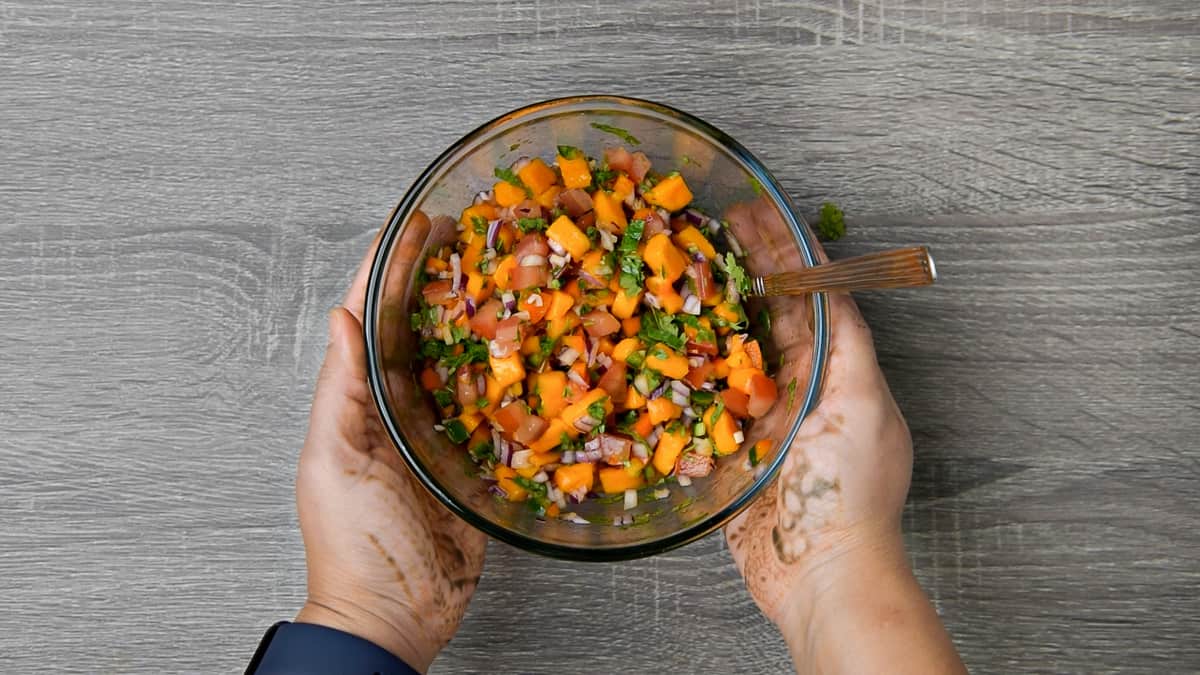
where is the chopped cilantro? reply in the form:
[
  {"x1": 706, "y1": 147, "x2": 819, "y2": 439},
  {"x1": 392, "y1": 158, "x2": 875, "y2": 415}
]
[
  {"x1": 638, "y1": 309, "x2": 686, "y2": 352},
  {"x1": 443, "y1": 418, "x2": 469, "y2": 444},
  {"x1": 516, "y1": 217, "x2": 548, "y2": 233},
  {"x1": 528, "y1": 335, "x2": 556, "y2": 368},
  {"x1": 494, "y1": 166, "x2": 527, "y2": 191},
  {"x1": 559, "y1": 433, "x2": 583, "y2": 453},
  {"x1": 419, "y1": 340, "x2": 449, "y2": 361},
  {"x1": 589, "y1": 122, "x2": 641, "y2": 146},
  {"x1": 625, "y1": 350, "x2": 646, "y2": 370},
  {"x1": 723, "y1": 252, "x2": 750, "y2": 296},
  {"x1": 651, "y1": 346, "x2": 670, "y2": 361},
  {"x1": 409, "y1": 305, "x2": 437, "y2": 331},
  {"x1": 548, "y1": 277, "x2": 562, "y2": 290},
  {"x1": 591, "y1": 166, "x2": 618, "y2": 189},
  {"x1": 816, "y1": 201, "x2": 846, "y2": 241},
  {"x1": 469, "y1": 440, "x2": 494, "y2": 462},
  {"x1": 749, "y1": 444, "x2": 761, "y2": 467},
  {"x1": 471, "y1": 215, "x2": 489, "y2": 235},
  {"x1": 556, "y1": 145, "x2": 583, "y2": 159},
  {"x1": 786, "y1": 377, "x2": 798, "y2": 411},
  {"x1": 587, "y1": 397, "x2": 609, "y2": 422},
  {"x1": 441, "y1": 340, "x2": 489, "y2": 370}
]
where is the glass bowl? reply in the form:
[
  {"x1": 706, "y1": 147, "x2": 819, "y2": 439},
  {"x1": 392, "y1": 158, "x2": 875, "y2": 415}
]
[{"x1": 364, "y1": 96, "x2": 828, "y2": 561}]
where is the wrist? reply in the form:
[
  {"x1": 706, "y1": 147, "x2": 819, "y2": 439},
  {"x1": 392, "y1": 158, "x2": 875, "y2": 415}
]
[
  {"x1": 296, "y1": 597, "x2": 439, "y2": 673},
  {"x1": 775, "y1": 524, "x2": 911, "y2": 654}
]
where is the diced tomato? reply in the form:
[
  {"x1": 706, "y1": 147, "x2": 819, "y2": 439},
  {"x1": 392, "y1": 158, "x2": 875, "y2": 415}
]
[
  {"x1": 557, "y1": 188, "x2": 593, "y2": 218},
  {"x1": 421, "y1": 279, "x2": 459, "y2": 306},
  {"x1": 455, "y1": 366, "x2": 478, "y2": 408},
  {"x1": 493, "y1": 401, "x2": 529, "y2": 439},
  {"x1": 596, "y1": 361, "x2": 627, "y2": 405},
  {"x1": 512, "y1": 199, "x2": 543, "y2": 222},
  {"x1": 604, "y1": 146, "x2": 633, "y2": 174},
  {"x1": 684, "y1": 360, "x2": 714, "y2": 389},
  {"x1": 686, "y1": 259, "x2": 716, "y2": 299},
  {"x1": 510, "y1": 264, "x2": 549, "y2": 291},
  {"x1": 490, "y1": 317, "x2": 523, "y2": 358},
  {"x1": 514, "y1": 232, "x2": 549, "y2": 259},
  {"x1": 628, "y1": 151, "x2": 652, "y2": 183},
  {"x1": 746, "y1": 372, "x2": 778, "y2": 418},
  {"x1": 514, "y1": 413, "x2": 549, "y2": 445},
  {"x1": 677, "y1": 451, "x2": 714, "y2": 477},
  {"x1": 599, "y1": 433, "x2": 632, "y2": 466},
  {"x1": 582, "y1": 309, "x2": 620, "y2": 337},
  {"x1": 420, "y1": 366, "x2": 444, "y2": 392},
  {"x1": 469, "y1": 298, "x2": 504, "y2": 339},
  {"x1": 720, "y1": 388, "x2": 751, "y2": 419}
]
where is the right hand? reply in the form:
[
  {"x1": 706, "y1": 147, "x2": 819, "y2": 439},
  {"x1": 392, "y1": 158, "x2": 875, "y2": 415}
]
[{"x1": 724, "y1": 222, "x2": 914, "y2": 629}]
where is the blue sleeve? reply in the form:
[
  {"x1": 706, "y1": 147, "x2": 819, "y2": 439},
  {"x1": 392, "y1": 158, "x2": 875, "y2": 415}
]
[{"x1": 247, "y1": 621, "x2": 421, "y2": 675}]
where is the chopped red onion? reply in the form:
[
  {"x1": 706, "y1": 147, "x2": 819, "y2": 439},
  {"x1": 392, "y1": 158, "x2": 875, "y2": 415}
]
[
  {"x1": 597, "y1": 228, "x2": 617, "y2": 251},
  {"x1": 562, "y1": 450, "x2": 576, "y2": 464},
  {"x1": 574, "y1": 416, "x2": 598, "y2": 433},
  {"x1": 647, "y1": 426, "x2": 663, "y2": 448},
  {"x1": 489, "y1": 484, "x2": 508, "y2": 498},
  {"x1": 700, "y1": 381, "x2": 716, "y2": 391},
  {"x1": 578, "y1": 271, "x2": 604, "y2": 289},
  {"x1": 648, "y1": 380, "x2": 669, "y2": 400},
  {"x1": 465, "y1": 296, "x2": 477, "y2": 318},
  {"x1": 511, "y1": 156, "x2": 531, "y2": 172},
  {"x1": 499, "y1": 442, "x2": 512, "y2": 467},
  {"x1": 671, "y1": 380, "x2": 691, "y2": 396},
  {"x1": 656, "y1": 207, "x2": 671, "y2": 225},
  {"x1": 623, "y1": 488, "x2": 637, "y2": 510},
  {"x1": 548, "y1": 253, "x2": 569, "y2": 268},
  {"x1": 449, "y1": 253, "x2": 462, "y2": 291},
  {"x1": 476, "y1": 374, "x2": 486, "y2": 397},
  {"x1": 644, "y1": 292, "x2": 662, "y2": 310},
  {"x1": 594, "y1": 352, "x2": 613, "y2": 370},
  {"x1": 683, "y1": 208, "x2": 706, "y2": 226},
  {"x1": 585, "y1": 336, "x2": 598, "y2": 367},
  {"x1": 563, "y1": 512, "x2": 588, "y2": 524},
  {"x1": 691, "y1": 250, "x2": 707, "y2": 262},
  {"x1": 682, "y1": 295, "x2": 702, "y2": 315},
  {"x1": 670, "y1": 389, "x2": 689, "y2": 407},
  {"x1": 707, "y1": 217, "x2": 721, "y2": 235},
  {"x1": 687, "y1": 355, "x2": 705, "y2": 368},
  {"x1": 474, "y1": 190, "x2": 494, "y2": 205},
  {"x1": 501, "y1": 291, "x2": 517, "y2": 312},
  {"x1": 547, "y1": 238, "x2": 567, "y2": 256},
  {"x1": 631, "y1": 443, "x2": 649, "y2": 461},
  {"x1": 519, "y1": 254, "x2": 547, "y2": 267},
  {"x1": 486, "y1": 218, "x2": 502, "y2": 248},
  {"x1": 726, "y1": 230, "x2": 745, "y2": 257},
  {"x1": 510, "y1": 449, "x2": 533, "y2": 469}
]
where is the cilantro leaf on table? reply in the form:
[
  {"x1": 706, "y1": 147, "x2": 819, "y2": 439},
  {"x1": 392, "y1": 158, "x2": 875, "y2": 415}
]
[{"x1": 816, "y1": 201, "x2": 845, "y2": 241}]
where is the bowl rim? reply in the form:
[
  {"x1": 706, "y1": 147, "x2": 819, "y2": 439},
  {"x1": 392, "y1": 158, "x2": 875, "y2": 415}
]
[{"x1": 364, "y1": 94, "x2": 829, "y2": 561}]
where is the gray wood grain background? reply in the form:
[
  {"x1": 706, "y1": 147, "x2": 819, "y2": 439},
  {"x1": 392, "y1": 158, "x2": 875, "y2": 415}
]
[{"x1": 3, "y1": 1, "x2": 1198, "y2": 672}]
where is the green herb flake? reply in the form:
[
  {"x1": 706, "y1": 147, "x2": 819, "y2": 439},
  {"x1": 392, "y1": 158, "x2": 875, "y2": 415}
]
[
  {"x1": 556, "y1": 145, "x2": 583, "y2": 160},
  {"x1": 516, "y1": 217, "x2": 549, "y2": 234},
  {"x1": 441, "y1": 340, "x2": 489, "y2": 371},
  {"x1": 708, "y1": 399, "x2": 726, "y2": 429},
  {"x1": 513, "y1": 476, "x2": 551, "y2": 515},
  {"x1": 816, "y1": 201, "x2": 846, "y2": 241},
  {"x1": 587, "y1": 397, "x2": 609, "y2": 422},
  {"x1": 590, "y1": 122, "x2": 641, "y2": 146},
  {"x1": 638, "y1": 309, "x2": 686, "y2": 353},
  {"x1": 432, "y1": 388, "x2": 454, "y2": 409},
  {"x1": 471, "y1": 215, "x2": 489, "y2": 235},
  {"x1": 723, "y1": 252, "x2": 750, "y2": 296},
  {"x1": 690, "y1": 389, "x2": 715, "y2": 409},
  {"x1": 749, "y1": 444, "x2": 761, "y2": 467},
  {"x1": 443, "y1": 419, "x2": 469, "y2": 444},
  {"x1": 786, "y1": 377, "x2": 798, "y2": 411}
]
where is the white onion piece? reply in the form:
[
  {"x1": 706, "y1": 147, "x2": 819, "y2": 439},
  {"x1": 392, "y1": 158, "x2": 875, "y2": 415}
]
[
  {"x1": 594, "y1": 352, "x2": 613, "y2": 369},
  {"x1": 547, "y1": 239, "x2": 567, "y2": 256},
  {"x1": 567, "y1": 367, "x2": 588, "y2": 388},
  {"x1": 644, "y1": 292, "x2": 662, "y2": 309},
  {"x1": 520, "y1": 254, "x2": 547, "y2": 267},
  {"x1": 670, "y1": 380, "x2": 691, "y2": 396},
  {"x1": 687, "y1": 356, "x2": 705, "y2": 368},
  {"x1": 726, "y1": 230, "x2": 745, "y2": 257},
  {"x1": 574, "y1": 416, "x2": 597, "y2": 433},
  {"x1": 733, "y1": 430, "x2": 745, "y2": 444},
  {"x1": 510, "y1": 449, "x2": 533, "y2": 469},
  {"x1": 563, "y1": 512, "x2": 589, "y2": 524},
  {"x1": 653, "y1": 488, "x2": 670, "y2": 500},
  {"x1": 532, "y1": 471, "x2": 549, "y2": 483},
  {"x1": 598, "y1": 228, "x2": 617, "y2": 251},
  {"x1": 512, "y1": 156, "x2": 531, "y2": 172},
  {"x1": 449, "y1": 253, "x2": 462, "y2": 291},
  {"x1": 632, "y1": 443, "x2": 649, "y2": 461},
  {"x1": 682, "y1": 294, "x2": 702, "y2": 315},
  {"x1": 548, "y1": 253, "x2": 569, "y2": 267},
  {"x1": 562, "y1": 450, "x2": 576, "y2": 464},
  {"x1": 670, "y1": 389, "x2": 689, "y2": 407},
  {"x1": 557, "y1": 347, "x2": 580, "y2": 367},
  {"x1": 476, "y1": 375, "x2": 486, "y2": 397},
  {"x1": 677, "y1": 474, "x2": 693, "y2": 487},
  {"x1": 527, "y1": 292, "x2": 544, "y2": 307},
  {"x1": 624, "y1": 488, "x2": 638, "y2": 511},
  {"x1": 693, "y1": 437, "x2": 713, "y2": 456},
  {"x1": 433, "y1": 423, "x2": 445, "y2": 432},
  {"x1": 474, "y1": 189, "x2": 494, "y2": 204},
  {"x1": 633, "y1": 373, "x2": 650, "y2": 395}
]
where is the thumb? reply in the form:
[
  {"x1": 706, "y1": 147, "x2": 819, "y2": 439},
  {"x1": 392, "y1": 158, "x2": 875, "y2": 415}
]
[{"x1": 310, "y1": 307, "x2": 371, "y2": 428}]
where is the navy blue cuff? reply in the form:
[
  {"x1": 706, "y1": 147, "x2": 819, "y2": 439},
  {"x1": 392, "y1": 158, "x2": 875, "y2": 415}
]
[{"x1": 247, "y1": 621, "x2": 421, "y2": 675}]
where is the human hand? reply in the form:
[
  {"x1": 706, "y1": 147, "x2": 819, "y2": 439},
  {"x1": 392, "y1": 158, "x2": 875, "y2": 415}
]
[{"x1": 294, "y1": 228, "x2": 486, "y2": 673}]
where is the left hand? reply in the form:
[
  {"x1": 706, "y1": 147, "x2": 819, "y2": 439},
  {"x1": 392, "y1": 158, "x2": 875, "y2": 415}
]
[{"x1": 294, "y1": 227, "x2": 486, "y2": 673}]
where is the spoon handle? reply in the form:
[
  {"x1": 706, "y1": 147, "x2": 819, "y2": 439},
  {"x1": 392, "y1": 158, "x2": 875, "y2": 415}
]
[{"x1": 750, "y1": 246, "x2": 937, "y2": 296}]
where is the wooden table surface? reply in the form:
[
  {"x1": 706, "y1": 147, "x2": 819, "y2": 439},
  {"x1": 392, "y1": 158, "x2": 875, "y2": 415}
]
[{"x1": 3, "y1": 1, "x2": 1198, "y2": 672}]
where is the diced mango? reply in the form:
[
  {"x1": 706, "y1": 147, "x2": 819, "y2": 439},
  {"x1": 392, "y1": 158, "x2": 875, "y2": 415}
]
[
  {"x1": 489, "y1": 353, "x2": 526, "y2": 389},
  {"x1": 533, "y1": 371, "x2": 569, "y2": 418},
  {"x1": 646, "y1": 397, "x2": 681, "y2": 425},
  {"x1": 493, "y1": 465, "x2": 527, "y2": 501},
  {"x1": 644, "y1": 174, "x2": 693, "y2": 212},
  {"x1": 593, "y1": 190, "x2": 628, "y2": 231},
  {"x1": 642, "y1": 234, "x2": 688, "y2": 282},
  {"x1": 645, "y1": 276, "x2": 684, "y2": 314},
  {"x1": 706, "y1": 405, "x2": 741, "y2": 456},
  {"x1": 644, "y1": 343, "x2": 690, "y2": 379},
  {"x1": 547, "y1": 215, "x2": 591, "y2": 260},
  {"x1": 610, "y1": 287, "x2": 641, "y2": 319},
  {"x1": 621, "y1": 315, "x2": 641, "y2": 337},
  {"x1": 612, "y1": 338, "x2": 642, "y2": 363},
  {"x1": 725, "y1": 350, "x2": 755, "y2": 370},
  {"x1": 599, "y1": 458, "x2": 646, "y2": 494},
  {"x1": 546, "y1": 313, "x2": 580, "y2": 340},
  {"x1": 493, "y1": 255, "x2": 517, "y2": 290},
  {"x1": 458, "y1": 411, "x2": 484, "y2": 435},
  {"x1": 612, "y1": 174, "x2": 635, "y2": 202},
  {"x1": 560, "y1": 389, "x2": 611, "y2": 427},
  {"x1": 517, "y1": 158, "x2": 558, "y2": 195},
  {"x1": 652, "y1": 426, "x2": 690, "y2": 475},
  {"x1": 494, "y1": 181, "x2": 528, "y2": 207},
  {"x1": 624, "y1": 384, "x2": 647, "y2": 410},
  {"x1": 554, "y1": 462, "x2": 596, "y2": 494},
  {"x1": 556, "y1": 153, "x2": 592, "y2": 190},
  {"x1": 672, "y1": 225, "x2": 717, "y2": 260},
  {"x1": 545, "y1": 290, "x2": 575, "y2": 321},
  {"x1": 460, "y1": 203, "x2": 498, "y2": 227}
]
